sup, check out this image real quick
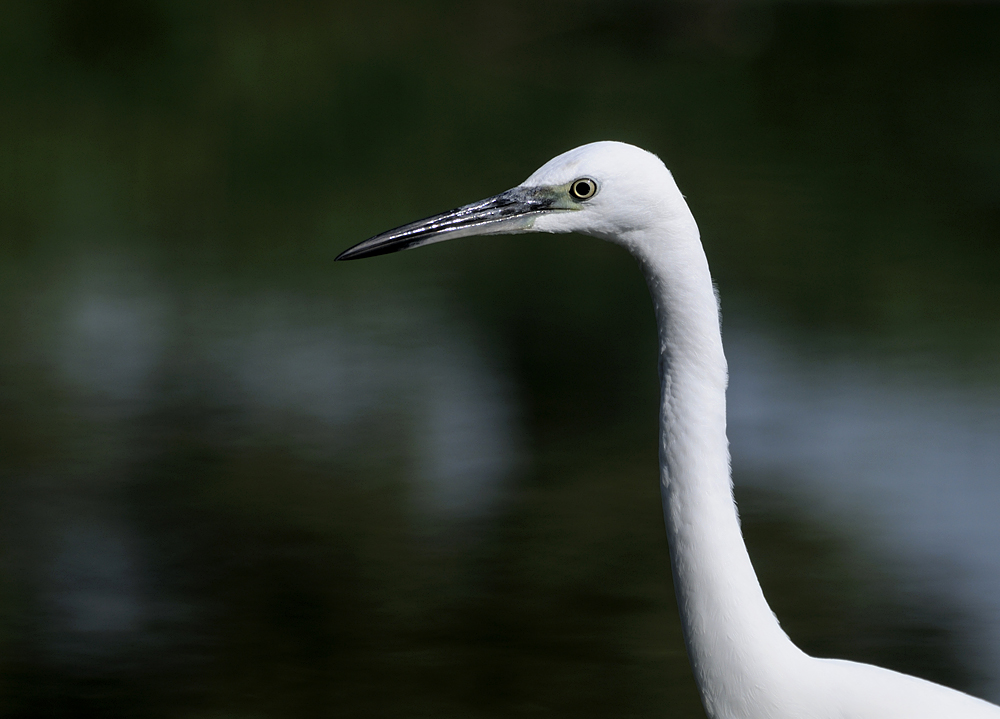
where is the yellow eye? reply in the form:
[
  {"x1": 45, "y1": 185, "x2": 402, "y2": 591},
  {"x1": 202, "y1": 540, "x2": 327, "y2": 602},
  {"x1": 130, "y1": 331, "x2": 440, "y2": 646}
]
[{"x1": 569, "y1": 178, "x2": 597, "y2": 200}]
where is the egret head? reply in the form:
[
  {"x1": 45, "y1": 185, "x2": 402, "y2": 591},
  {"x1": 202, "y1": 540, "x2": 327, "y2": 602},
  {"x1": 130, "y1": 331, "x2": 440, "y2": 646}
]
[{"x1": 335, "y1": 141, "x2": 693, "y2": 262}]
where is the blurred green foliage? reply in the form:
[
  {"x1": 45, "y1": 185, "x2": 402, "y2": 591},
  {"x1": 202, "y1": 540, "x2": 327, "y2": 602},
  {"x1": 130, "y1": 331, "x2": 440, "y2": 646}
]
[{"x1": 2, "y1": 2, "x2": 998, "y2": 331}]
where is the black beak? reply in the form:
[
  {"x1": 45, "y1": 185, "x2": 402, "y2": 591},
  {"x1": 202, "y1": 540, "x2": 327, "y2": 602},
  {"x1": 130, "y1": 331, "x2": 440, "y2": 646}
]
[{"x1": 335, "y1": 186, "x2": 559, "y2": 261}]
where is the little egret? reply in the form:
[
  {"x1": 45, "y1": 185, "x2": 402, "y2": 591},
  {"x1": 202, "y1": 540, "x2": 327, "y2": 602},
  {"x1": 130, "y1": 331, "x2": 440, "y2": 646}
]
[{"x1": 337, "y1": 142, "x2": 1000, "y2": 718}]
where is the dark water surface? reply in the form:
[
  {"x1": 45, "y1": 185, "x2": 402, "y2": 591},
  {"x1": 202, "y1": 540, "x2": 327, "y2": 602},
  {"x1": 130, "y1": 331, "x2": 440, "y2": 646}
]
[{"x1": 2, "y1": 3, "x2": 1000, "y2": 717}]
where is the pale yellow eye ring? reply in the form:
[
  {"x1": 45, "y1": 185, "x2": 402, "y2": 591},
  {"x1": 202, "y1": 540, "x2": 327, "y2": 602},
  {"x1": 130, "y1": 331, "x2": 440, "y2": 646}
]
[{"x1": 569, "y1": 178, "x2": 598, "y2": 200}]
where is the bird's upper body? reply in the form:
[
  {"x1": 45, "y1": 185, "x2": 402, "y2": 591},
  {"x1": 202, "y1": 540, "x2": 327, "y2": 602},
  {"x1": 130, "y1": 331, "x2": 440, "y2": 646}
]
[{"x1": 338, "y1": 141, "x2": 1000, "y2": 719}]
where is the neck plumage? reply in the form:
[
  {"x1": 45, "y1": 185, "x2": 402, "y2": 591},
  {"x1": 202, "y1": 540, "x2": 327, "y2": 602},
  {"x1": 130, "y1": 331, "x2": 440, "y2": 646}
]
[{"x1": 629, "y1": 207, "x2": 806, "y2": 718}]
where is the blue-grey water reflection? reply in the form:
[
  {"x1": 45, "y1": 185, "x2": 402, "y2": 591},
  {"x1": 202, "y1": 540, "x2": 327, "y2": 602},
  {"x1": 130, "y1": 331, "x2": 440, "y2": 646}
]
[
  {"x1": 4, "y1": 258, "x2": 999, "y2": 715},
  {"x1": 48, "y1": 262, "x2": 522, "y2": 520},
  {"x1": 728, "y1": 326, "x2": 1000, "y2": 695}
]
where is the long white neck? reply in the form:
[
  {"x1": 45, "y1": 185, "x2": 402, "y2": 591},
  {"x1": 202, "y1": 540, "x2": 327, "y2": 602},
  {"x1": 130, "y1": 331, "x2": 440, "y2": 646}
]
[{"x1": 627, "y1": 199, "x2": 807, "y2": 719}]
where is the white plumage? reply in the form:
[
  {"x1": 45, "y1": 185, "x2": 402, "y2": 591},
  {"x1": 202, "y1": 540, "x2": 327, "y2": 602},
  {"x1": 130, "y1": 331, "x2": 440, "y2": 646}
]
[{"x1": 338, "y1": 141, "x2": 1000, "y2": 718}]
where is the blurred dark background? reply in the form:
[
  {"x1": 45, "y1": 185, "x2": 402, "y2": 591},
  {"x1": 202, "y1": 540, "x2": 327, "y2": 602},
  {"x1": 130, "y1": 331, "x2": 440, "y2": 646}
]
[{"x1": 2, "y1": 2, "x2": 1000, "y2": 717}]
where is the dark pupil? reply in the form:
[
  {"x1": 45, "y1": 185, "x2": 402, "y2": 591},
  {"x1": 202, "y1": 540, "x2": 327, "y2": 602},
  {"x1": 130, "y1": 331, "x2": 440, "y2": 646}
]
[{"x1": 575, "y1": 181, "x2": 590, "y2": 197}]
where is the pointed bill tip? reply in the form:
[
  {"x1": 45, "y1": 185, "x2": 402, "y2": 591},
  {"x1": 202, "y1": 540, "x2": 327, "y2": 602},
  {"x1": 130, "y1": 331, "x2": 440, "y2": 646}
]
[
  {"x1": 334, "y1": 229, "x2": 428, "y2": 262},
  {"x1": 334, "y1": 244, "x2": 376, "y2": 262}
]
